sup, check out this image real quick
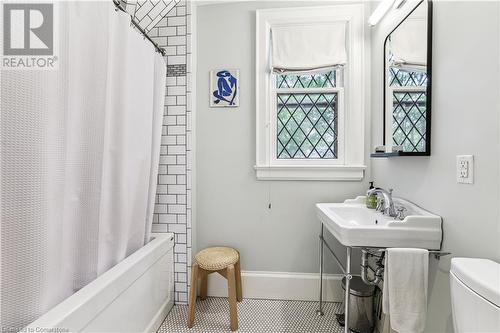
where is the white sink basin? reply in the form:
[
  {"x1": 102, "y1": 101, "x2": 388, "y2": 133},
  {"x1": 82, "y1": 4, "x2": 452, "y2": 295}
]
[{"x1": 316, "y1": 196, "x2": 442, "y2": 249}]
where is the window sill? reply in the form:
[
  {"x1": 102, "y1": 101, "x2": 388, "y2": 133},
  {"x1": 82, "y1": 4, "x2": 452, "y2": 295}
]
[{"x1": 254, "y1": 165, "x2": 366, "y2": 181}]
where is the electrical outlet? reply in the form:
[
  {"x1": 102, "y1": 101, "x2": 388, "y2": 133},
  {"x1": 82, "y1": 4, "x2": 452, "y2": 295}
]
[
  {"x1": 459, "y1": 160, "x2": 468, "y2": 178},
  {"x1": 457, "y1": 155, "x2": 474, "y2": 184}
]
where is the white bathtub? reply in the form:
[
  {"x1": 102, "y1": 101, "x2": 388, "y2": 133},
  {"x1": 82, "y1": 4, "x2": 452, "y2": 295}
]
[{"x1": 25, "y1": 233, "x2": 175, "y2": 333}]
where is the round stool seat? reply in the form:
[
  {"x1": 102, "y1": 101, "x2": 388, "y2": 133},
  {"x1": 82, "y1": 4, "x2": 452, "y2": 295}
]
[{"x1": 195, "y1": 247, "x2": 239, "y2": 271}]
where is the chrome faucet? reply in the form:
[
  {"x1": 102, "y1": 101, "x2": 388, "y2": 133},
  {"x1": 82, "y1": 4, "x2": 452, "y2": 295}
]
[{"x1": 366, "y1": 187, "x2": 397, "y2": 218}]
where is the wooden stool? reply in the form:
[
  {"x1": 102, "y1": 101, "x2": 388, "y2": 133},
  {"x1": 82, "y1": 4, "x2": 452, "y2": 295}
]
[{"x1": 187, "y1": 247, "x2": 242, "y2": 331}]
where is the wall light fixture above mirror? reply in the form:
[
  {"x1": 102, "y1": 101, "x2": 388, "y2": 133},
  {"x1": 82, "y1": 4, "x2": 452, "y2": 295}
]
[{"x1": 368, "y1": 0, "x2": 396, "y2": 26}]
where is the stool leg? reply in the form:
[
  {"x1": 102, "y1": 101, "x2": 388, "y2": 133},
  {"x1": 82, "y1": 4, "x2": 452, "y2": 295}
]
[
  {"x1": 187, "y1": 263, "x2": 199, "y2": 328},
  {"x1": 235, "y1": 258, "x2": 243, "y2": 302},
  {"x1": 227, "y1": 265, "x2": 238, "y2": 331},
  {"x1": 200, "y1": 270, "x2": 208, "y2": 300}
]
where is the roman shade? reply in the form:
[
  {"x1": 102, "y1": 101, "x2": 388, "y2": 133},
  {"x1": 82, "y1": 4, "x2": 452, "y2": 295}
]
[
  {"x1": 271, "y1": 22, "x2": 347, "y2": 73},
  {"x1": 390, "y1": 18, "x2": 427, "y2": 70}
]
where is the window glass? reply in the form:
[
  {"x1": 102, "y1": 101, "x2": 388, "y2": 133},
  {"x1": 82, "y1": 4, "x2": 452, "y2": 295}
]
[
  {"x1": 275, "y1": 70, "x2": 339, "y2": 159},
  {"x1": 389, "y1": 67, "x2": 428, "y2": 152}
]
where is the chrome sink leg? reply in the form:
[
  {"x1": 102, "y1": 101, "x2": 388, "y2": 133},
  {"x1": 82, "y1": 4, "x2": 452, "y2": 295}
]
[
  {"x1": 316, "y1": 223, "x2": 324, "y2": 316},
  {"x1": 344, "y1": 247, "x2": 352, "y2": 333}
]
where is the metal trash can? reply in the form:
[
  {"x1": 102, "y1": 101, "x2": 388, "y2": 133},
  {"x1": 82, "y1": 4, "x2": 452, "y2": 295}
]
[{"x1": 340, "y1": 275, "x2": 375, "y2": 333}]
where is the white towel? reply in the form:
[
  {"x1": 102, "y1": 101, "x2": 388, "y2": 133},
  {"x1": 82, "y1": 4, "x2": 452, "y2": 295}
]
[{"x1": 383, "y1": 248, "x2": 429, "y2": 333}]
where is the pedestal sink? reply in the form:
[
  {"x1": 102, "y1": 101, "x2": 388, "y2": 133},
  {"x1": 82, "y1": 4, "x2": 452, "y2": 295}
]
[
  {"x1": 315, "y1": 196, "x2": 443, "y2": 333},
  {"x1": 316, "y1": 196, "x2": 443, "y2": 250}
]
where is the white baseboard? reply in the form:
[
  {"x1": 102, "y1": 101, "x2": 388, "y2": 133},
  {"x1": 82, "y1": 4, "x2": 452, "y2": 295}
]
[{"x1": 205, "y1": 271, "x2": 344, "y2": 302}]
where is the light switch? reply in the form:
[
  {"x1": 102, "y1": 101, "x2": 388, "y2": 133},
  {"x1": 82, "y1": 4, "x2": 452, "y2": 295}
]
[{"x1": 457, "y1": 155, "x2": 474, "y2": 184}]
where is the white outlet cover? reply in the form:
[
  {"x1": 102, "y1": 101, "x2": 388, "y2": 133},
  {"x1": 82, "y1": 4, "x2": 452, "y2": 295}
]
[{"x1": 457, "y1": 155, "x2": 474, "y2": 184}]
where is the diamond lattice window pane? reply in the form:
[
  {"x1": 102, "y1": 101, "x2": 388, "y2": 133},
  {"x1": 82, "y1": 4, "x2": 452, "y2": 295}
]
[
  {"x1": 390, "y1": 66, "x2": 428, "y2": 152},
  {"x1": 277, "y1": 93, "x2": 338, "y2": 159},
  {"x1": 392, "y1": 91, "x2": 426, "y2": 152},
  {"x1": 277, "y1": 71, "x2": 337, "y2": 89},
  {"x1": 389, "y1": 67, "x2": 427, "y2": 87}
]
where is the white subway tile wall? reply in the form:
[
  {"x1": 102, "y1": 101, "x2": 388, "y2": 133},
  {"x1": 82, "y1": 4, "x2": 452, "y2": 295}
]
[
  {"x1": 123, "y1": 0, "x2": 180, "y2": 32},
  {"x1": 125, "y1": 0, "x2": 193, "y2": 304}
]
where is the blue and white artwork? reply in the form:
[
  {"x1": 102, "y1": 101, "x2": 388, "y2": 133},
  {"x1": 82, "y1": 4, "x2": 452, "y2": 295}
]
[{"x1": 210, "y1": 69, "x2": 239, "y2": 107}]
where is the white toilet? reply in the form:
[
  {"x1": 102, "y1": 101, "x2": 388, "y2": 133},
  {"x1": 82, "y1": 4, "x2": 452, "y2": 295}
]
[{"x1": 450, "y1": 258, "x2": 500, "y2": 332}]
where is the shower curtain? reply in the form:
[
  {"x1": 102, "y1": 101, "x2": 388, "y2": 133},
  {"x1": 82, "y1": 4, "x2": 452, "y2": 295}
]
[{"x1": 0, "y1": 2, "x2": 166, "y2": 330}]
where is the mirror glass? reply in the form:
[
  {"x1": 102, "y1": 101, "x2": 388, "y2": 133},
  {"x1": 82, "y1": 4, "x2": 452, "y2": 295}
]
[{"x1": 383, "y1": 0, "x2": 431, "y2": 155}]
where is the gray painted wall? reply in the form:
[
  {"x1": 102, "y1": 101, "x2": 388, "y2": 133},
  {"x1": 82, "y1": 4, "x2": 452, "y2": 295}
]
[
  {"x1": 196, "y1": 1, "x2": 500, "y2": 331},
  {"x1": 370, "y1": 1, "x2": 500, "y2": 331},
  {"x1": 196, "y1": 1, "x2": 371, "y2": 274}
]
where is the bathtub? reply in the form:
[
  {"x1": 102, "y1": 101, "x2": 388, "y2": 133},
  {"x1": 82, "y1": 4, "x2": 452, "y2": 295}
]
[{"x1": 25, "y1": 233, "x2": 175, "y2": 333}]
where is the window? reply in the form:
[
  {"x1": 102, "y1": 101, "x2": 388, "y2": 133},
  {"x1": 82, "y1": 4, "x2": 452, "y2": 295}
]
[
  {"x1": 389, "y1": 67, "x2": 428, "y2": 152},
  {"x1": 275, "y1": 70, "x2": 341, "y2": 160},
  {"x1": 255, "y1": 5, "x2": 366, "y2": 180}
]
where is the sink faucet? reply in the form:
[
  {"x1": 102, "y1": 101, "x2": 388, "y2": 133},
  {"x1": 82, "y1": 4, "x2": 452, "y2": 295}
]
[{"x1": 366, "y1": 187, "x2": 397, "y2": 218}]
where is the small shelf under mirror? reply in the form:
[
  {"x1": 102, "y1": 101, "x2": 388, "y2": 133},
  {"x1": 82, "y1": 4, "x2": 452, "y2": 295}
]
[
  {"x1": 370, "y1": 151, "x2": 431, "y2": 158},
  {"x1": 370, "y1": 152, "x2": 403, "y2": 158}
]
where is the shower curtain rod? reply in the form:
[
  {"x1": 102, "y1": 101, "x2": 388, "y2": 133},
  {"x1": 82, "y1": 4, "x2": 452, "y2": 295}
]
[{"x1": 113, "y1": 0, "x2": 167, "y2": 56}]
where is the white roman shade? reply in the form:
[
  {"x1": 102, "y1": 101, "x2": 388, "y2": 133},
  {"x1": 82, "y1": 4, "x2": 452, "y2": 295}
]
[
  {"x1": 390, "y1": 18, "x2": 427, "y2": 69},
  {"x1": 271, "y1": 22, "x2": 347, "y2": 73}
]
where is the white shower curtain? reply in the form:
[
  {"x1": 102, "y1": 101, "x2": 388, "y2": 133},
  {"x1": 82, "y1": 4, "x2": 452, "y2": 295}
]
[{"x1": 0, "y1": 2, "x2": 166, "y2": 330}]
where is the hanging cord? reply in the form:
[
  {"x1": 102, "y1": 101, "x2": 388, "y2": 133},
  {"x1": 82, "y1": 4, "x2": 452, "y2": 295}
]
[{"x1": 267, "y1": 182, "x2": 272, "y2": 209}]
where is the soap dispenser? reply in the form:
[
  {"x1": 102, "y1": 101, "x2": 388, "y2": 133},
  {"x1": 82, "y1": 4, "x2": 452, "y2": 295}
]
[{"x1": 366, "y1": 181, "x2": 377, "y2": 209}]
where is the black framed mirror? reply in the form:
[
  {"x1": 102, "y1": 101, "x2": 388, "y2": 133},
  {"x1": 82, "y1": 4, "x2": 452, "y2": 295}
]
[{"x1": 378, "y1": 0, "x2": 433, "y2": 156}]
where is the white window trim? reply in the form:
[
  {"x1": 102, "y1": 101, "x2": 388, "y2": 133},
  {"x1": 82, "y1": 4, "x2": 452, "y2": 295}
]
[{"x1": 255, "y1": 5, "x2": 367, "y2": 181}]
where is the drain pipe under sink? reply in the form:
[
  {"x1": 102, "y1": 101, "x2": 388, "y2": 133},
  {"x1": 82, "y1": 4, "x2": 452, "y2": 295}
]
[{"x1": 361, "y1": 249, "x2": 384, "y2": 286}]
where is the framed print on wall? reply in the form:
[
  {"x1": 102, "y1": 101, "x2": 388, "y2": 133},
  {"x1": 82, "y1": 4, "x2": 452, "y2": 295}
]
[{"x1": 210, "y1": 69, "x2": 240, "y2": 107}]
